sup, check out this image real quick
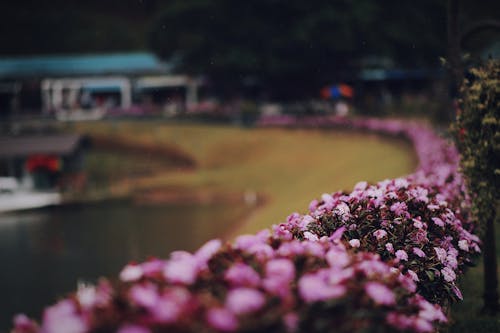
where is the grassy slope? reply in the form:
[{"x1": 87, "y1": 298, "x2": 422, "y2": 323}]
[{"x1": 72, "y1": 121, "x2": 416, "y2": 234}]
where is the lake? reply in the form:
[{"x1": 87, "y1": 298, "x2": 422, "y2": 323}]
[{"x1": 0, "y1": 200, "x2": 250, "y2": 332}]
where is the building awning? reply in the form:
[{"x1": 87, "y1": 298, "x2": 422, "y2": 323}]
[
  {"x1": 0, "y1": 134, "x2": 85, "y2": 158},
  {"x1": 0, "y1": 52, "x2": 172, "y2": 78},
  {"x1": 358, "y1": 68, "x2": 442, "y2": 81}
]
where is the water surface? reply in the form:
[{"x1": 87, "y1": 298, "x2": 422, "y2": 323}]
[{"x1": 0, "y1": 200, "x2": 248, "y2": 331}]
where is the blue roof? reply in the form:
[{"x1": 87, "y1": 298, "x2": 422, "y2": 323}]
[
  {"x1": 359, "y1": 68, "x2": 442, "y2": 81},
  {"x1": 0, "y1": 52, "x2": 171, "y2": 78}
]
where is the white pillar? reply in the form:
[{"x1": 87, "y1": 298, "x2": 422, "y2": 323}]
[{"x1": 121, "y1": 80, "x2": 132, "y2": 108}]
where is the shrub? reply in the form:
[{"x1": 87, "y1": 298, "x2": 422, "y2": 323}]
[
  {"x1": 13, "y1": 236, "x2": 447, "y2": 333},
  {"x1": 276, "y1": 178, "x2": 479, "y2": 306},
  {"x1": 453, "y1": 59, "x2": 499, "y2": 229}
]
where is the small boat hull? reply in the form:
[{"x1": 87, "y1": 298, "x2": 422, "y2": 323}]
[{"x1": 0, "y1": 191, "x2": 61, "y2": 213}]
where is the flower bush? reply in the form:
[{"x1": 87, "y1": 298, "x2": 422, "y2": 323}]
[
  {"x1": 13, "y1": 236, "x2": 447, "y2": 333},
  {"x1": 12, "y1": 115, "x2": 481, "y2": 333},
  {"x1": 276, "y1": 178, "x2": 479, "y2": 305},
  {"x1": 262, "y1": 115, "x2": 480, "y2": 305}
]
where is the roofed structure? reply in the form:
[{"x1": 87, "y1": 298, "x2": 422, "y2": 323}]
[
  {"x1": 0, "y1": 52, "x2": 171, "y2": 78},
  {"x1": 0, "y1": 134, "x2": 85, "y2": 157}
]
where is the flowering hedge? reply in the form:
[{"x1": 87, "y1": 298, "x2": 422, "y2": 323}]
[
  {"x1": 263, "y1": 115, "x2": 480, "y2": 306},
  {"x1": 12, "y1": 116, "x2": 480, "y2": 333},
  {"x1": 13, "y1": 236, "x2": 447, "y2": 333}
]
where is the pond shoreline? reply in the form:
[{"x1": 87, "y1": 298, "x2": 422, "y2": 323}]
[{"x1": 60, "y1": 132, "x2": 268, "y2": 238}]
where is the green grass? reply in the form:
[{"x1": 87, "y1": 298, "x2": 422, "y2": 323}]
[
  {"x1": 449, "y1": 212, "x2": 500, "y2": 332},
  {"x1": 71, "y1": 121, "x2": 416, "y2": 234},
  {"x1": 85, "y1": 150, "x2": 175, "y2": 186}
]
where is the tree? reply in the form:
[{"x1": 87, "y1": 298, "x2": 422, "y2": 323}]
[{"x1": 148, "y1": 0, "x2": 447, "y2": 100}]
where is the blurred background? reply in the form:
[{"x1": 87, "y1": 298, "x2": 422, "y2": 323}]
[{"x1": 0, "y1": 0, "x2": 498, "y2": 331}]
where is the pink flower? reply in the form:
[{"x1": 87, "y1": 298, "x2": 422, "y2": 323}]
[
  {"x1": 409, "y1": 187, "x2": 429, "y2": 203},
  {"x1": 441, "y1": 267, "x2": 456, "y2": 282},
  {"x1": 386, "y1": 312, "x2": 413, "y2": 331},
  {"x1": 266, "y1": 259, "x2": 295, "y2": 282},
  {"x1": 300, "y1": 215, "x2": 316, "y2": 229},
  {"x1": 129, "y1": 283, "x2": 158, "y2": 309},
  {"x1": 334, "y1": 202, "x2": 351, "y2": 219},
  {"x1": 434, "y1": 247, "x2": 447, "y2": 263},
  {"x1": 427, "y1": 204, "x2": 440, "y2": 211},
  {"x1": 141, "y1": 259, "x2": 165, "y2": 277},
  {"x1": 385, "y1": 243, "x2": 394, "y2": 253},
  {"x1": 413, "y1": 318, "x2": 434, "y2": 332},
  {"x1": 272, "y1": 224, "x2": 293, "y2": 240},
  {"x1": 407, "y1": 269, "x2": 420, "y2": 282},
  {"x1": 246, "y1": 243, "x2": 274, "y2": 260},
  {"x1": 225, "y1": 263, "x2": 261, "y2": 287},
  {"x1": 283, "y1": 312, "x2": 299, "y2": 332},
  {"x1": 234, "y1": 234, "x2": 263, "y2": 250},
  {"x1": 329, "y1": 226, "x2": 346, "y2": 241},
  {"x1": 413, "y1": 219, "x2": 424, "y2": 229},
  {"x1": 394, "y1": 178, "x2": 409, "y2": 188},
  {"x1": 446, "y1": 254, "x2": 458, "y2": 269},
  {"x1": 451, "y1": 283, "x2": 463, "y2": 300},
  {"x1": 41, "y1": 300, "x2": 87, "y2": 333},
  {"x1": 195, "y1": 239, "x2": 222, "y2": 266},
  {"x1": 325, "y1": 248, "x2": 350, "y2": 268},
  {"x1": 12, "y1": 314, "x2": 37, "y2": 333},
  {"x1": 308, "y1": 199, "x2": 319, "y2": 212},
  {"x1": 303, "y1": 231, "x2": 319, "y2": 241},
  {"x1": 373, "y1": 229, "x2": 387, "y2": 241},
  {"x1": 119, "y1": 264, "x2": 143, "y2": 282},
  {"x1": 431, "y1": 217, "x2": 445, "y2": 227},
  {"x1": 277, "y1": 240, "x2": 305, "y2": 256},
  {"x1": 76, "y1": 284, "x2": 97, "y2": 310},
  {"x1": 390, "y1": 202, "x2": 408, "y2": 216},
  {"x1": 416, "y1": 297, "x2": 447, "y2": 323},
  {"x1": 206, "y1": 308, "x2": 238, "y2": 332},
  {"x1": 117, "y1": 325, "x2": 151, "y2": 333},
  {"x1": 354, "y1": 181, "x2": 368, "y2": 191},
  {"x1": 163, "y1": 255, "x2": 198, "y2": 285},
  {"x1": 458, "y1": 240, "x2": 469, "y2": 251},
  {"x1": 226, "y1": 288, "x2": 266, "y2": 315},
  {"x1": 152, "y1": 287, "x2": 190, "y2": 323},
  {"x1": 349, "y1": 239, "x2": 361, "y2": 248},
  {"x1": 398, "y1": 273, "x2": 417, "y2": 293},
  {"x1": 358, "y1": 258, "x2": 392, "y2": 275},
  {"x1": 395, "y1": 250, "x2": 408, "y2": 261},
  {"x1": 412, "y1": 247, "x2": 426, "y2": 258},
  {"x1": 365, "y1": 282, "x2": 396, "y2": 305},
  {"x1": 298, "y1": 273, "x2": 347, "y2": 302}
]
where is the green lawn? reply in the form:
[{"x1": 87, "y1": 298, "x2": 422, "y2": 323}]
[
  {"x1": 71, "y1": 121, "x2": 416, "y2": 234},
  {"x1": 449, "y1": 212, "x2": 500, "y2": 332}
]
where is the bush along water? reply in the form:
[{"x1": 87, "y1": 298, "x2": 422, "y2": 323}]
[{"x1": 12, "y1": 116, "x2": 480, "y2": 333}]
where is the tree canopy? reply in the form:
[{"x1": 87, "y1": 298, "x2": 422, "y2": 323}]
[{"x1": 148, "y1": 0, "x2": 448, "y2": 98}]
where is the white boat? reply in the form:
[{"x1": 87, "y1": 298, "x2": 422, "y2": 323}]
[{"x1": 0, "y1": 177, "x2": 61, "y2": 213}]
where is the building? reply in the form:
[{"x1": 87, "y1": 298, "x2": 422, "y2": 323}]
[
  {"x1": 0, "y1": 134, "x2": 88, "y2": 191},
  {"x1": 0, "y1": 52, "x2": 203, "y2": 120}
]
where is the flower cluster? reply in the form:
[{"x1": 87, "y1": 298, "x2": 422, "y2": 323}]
[
  {"x1": 261, "y1": 115, "x2": 480, "y2": 305},
  {"x1": 12, "y1": 116, "x2": 481, "y2": 332},
  {"x1": 13, "y1": 235, "x2": 447, "y2": 333},
  {"x1": 276, "y1": 177, "x2": 479, "y2": 305}
]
